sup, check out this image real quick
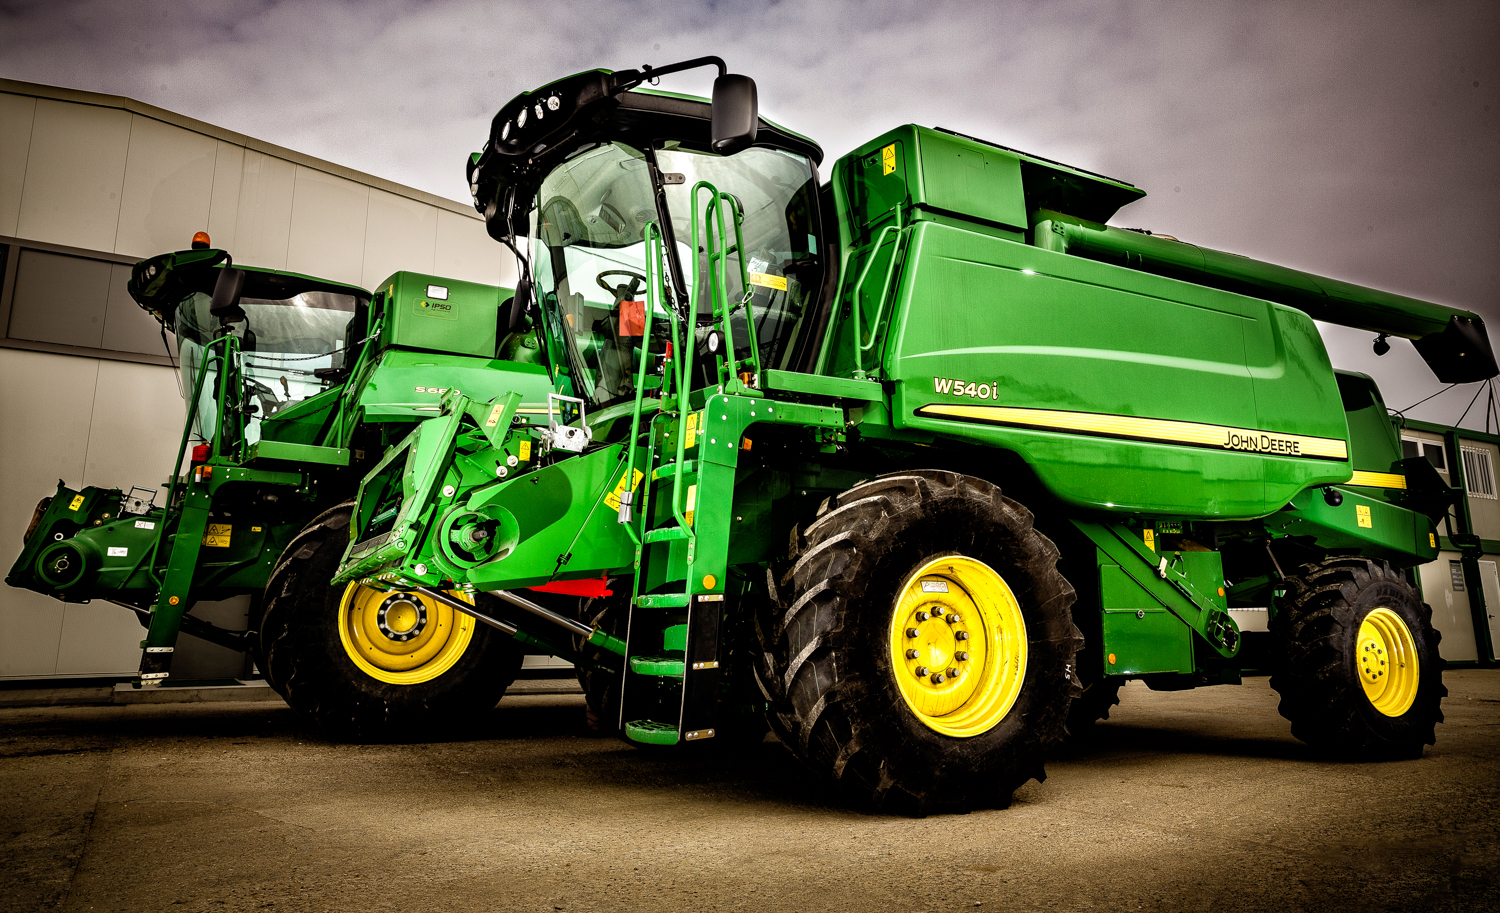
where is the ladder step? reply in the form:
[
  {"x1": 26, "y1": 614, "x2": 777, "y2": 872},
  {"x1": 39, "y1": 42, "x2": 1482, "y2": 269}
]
[
  {"x1": 663, "y1": 623, "x2": 688, "y2": 652},
  {"x1": 629, "y1": 655, "x2": 685, "y2": 677},
  {"x1": 651, "y1": 460, "x2": 696, "y2": 481},
  {"x1": 643, "y1": 527, "x2": 689, "y2": 543},
  {"x1": 634, "y1": 593, "x2": 690, "y2": 608},
  {"x1": 624, "y1": 719, "x2": 680, "y2": 745}
]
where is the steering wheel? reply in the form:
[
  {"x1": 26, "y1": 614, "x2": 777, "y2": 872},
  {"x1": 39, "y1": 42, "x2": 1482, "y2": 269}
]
[{"x1": 596, "y1": 269, "x2": 648, "y2": 302}]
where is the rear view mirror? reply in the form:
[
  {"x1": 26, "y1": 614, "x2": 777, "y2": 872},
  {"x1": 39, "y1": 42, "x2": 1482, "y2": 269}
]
[
  {"x1": 209, "y1": 267, "x2": 247, "y2": 322},
  {"x1": 711, "y1": 73, "x2": 758, "y2": 155}
]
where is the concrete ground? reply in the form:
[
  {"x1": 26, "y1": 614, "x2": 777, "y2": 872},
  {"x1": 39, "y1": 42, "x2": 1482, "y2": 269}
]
[{"x1": 3, "y1": 672, "x2": 1497, "y2": 913}]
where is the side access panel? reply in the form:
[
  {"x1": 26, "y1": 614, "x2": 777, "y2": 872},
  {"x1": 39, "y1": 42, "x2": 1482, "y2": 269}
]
[
  {"x1": 886, "y1": 220, "x2": 1352, "y2": 518},
  {"x1": 1099, "y1": 565, "x2": 1195, "y2": 675}
]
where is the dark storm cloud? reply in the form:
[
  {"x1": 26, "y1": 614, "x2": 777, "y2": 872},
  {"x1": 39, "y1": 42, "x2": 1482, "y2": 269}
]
[{"x1": 3, "y1": 0, "x2": 1497, "y2": 425}]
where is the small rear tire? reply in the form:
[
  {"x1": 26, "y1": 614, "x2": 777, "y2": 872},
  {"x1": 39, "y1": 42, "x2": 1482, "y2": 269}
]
[{"x1": 1271, "y1": 556, "x2": 1445, "y2": 759}]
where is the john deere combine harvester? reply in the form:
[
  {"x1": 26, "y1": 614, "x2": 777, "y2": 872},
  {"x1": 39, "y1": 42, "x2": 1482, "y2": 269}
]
[
  {"x1": 323, "y1": 57, "x2": 1494, "y2": 812},
  {"x1": 7, "y1": 237, "x2": 566, "y2": 735}
]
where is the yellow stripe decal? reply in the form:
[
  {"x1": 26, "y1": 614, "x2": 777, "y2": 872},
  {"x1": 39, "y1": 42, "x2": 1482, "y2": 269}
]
[
  {"x1": 1347, "y1": 470, "x2": 1407, "y2": 490},
  {"x1": 916, "y1": 403, "x2": 1349, "y2": 461}
]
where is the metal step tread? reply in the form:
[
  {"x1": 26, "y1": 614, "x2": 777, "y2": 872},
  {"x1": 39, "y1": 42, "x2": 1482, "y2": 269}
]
[
  {"x1": 634, "y1": 593, "x2": 690, "y2": 608},
  {"x1": 643, "y1": 527, "x2": 689, "y2": 543},
  {"x1": 628, "y1": 654, "x2": 685, "y2": 677},
  {"x1": 651, "y1": 460, "x2": 696, "y2": 481},
  {"x1": 624, "y1": 719, "x2": 680, "y2": 745}
]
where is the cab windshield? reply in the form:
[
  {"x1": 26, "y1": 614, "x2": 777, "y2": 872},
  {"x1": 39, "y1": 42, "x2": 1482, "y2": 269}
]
[
  {"x1": 530, "y1": 141, "x2": 821, "y2": 405},
  {"x1": 175, "y1": 287, "x2": 359, "y2": 444}
]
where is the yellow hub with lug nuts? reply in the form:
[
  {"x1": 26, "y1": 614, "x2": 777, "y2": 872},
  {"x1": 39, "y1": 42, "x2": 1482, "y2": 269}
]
[
  {"x1": 1357, "y1": 606, "x2": 1419, "y2": 717},
  {"x1": 888, "y1": 555, "x2": 1028, "y2": 737},
  {"x1": 337, "y1": 584, "x2": 477, "y2": 685}
]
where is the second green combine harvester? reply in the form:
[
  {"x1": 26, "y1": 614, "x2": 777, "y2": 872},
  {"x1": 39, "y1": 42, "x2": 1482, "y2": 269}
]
[
  {"x1": 321, "y1": 58, "x2": 1491, "y2": 812},
  {"x1": 7, "y1": 236, "x2": 571, "y2": 736}
]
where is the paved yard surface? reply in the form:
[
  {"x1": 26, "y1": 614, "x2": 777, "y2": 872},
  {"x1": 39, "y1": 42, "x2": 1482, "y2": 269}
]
[{"x1": 3, "y1": 671, "x2": 1497, "y2": 913}]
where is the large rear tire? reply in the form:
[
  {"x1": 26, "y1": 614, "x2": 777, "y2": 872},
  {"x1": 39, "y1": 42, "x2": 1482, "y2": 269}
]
[
  {"x1": 1271, "y1": 557, "x2": 1445, "y2": 759},
  {"x1": 260, "y1": 502, "x2": 523, "y2": 740},
  {"x1": 756, "y1": 470, "x2": 1081, "y2": 814}
]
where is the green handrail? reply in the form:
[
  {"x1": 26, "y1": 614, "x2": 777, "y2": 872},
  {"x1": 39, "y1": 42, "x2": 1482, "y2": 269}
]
[
  {"x1": 690, "y1": 181, "x2": 760, "y2": 388},
  {"x1": 146, "y1": 329, "x2": 233, "y2": 586},
  {"x1": 618, "y1": 222, "x2": 673, "y2": 547},
  {"x1": 851, "y1": 217, "x2": 904, "y2": 379}
]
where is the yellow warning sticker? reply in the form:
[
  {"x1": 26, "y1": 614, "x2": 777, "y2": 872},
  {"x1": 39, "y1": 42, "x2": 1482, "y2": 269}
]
[
  {"x1": 686, "y1": 413, "x2": 699, "y2": 449},
  {"x1": 685, "y1": 484, "x2": 697, "y2": 527},
  {"x1": 749, "y1": 272, "x2": 788, "y2": 291},
  {"x1": 1356, "y1": 505, "x2": 1373, "y2": 529},
  {"x1": 68, "y1": 494, "x2": 85, "y2": 511},
  {"x1": 251, "y1": 526, "x2": 262, "y2": 533},
  {"x1": 604, "y1": 469, "x2": 645, "y2": 511},
  {"x1": 881, "y1": 143, "x2": 896, "y2": 176},
  {"x1": 1429, "y1": 533, "x2": 1437, "y2": 548},
  {"x1": 203, "y1": 523, "x2": 232, "y2": 547},
  {"x1": 519, "y1": 440, "x2": 531, "y2": 461},
  {"x1": 1143, "y1": 529, "x2": 1155, "y2": 552},
  {"x1": 486, "y1": 403, "x2": 506, "y2": 427}
]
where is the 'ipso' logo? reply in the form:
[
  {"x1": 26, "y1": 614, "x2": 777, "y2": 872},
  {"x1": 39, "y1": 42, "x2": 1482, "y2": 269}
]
[
  {"x1": 419, "y1": 300, "x2": 453, "y2": 312},
  {"x1": 933, "y1": 377, "x2": 999, "y2": 400}
]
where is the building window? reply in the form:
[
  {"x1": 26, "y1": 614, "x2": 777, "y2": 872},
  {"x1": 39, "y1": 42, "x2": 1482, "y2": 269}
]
[
  {"x1": 0, "y1": 239, "x2": 177, "y2": 365},
  {"x1": 1402, "y1": 437, "x2": 1447, "y2": 472},
  {"x1": 1461, "y1": 445, "x2": 1497, "y2": 499}
]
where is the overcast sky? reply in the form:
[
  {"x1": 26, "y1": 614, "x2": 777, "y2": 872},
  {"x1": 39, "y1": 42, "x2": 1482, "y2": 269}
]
[{"x1": 3, "y1": 0, "x2": 1497, "y2": 428}]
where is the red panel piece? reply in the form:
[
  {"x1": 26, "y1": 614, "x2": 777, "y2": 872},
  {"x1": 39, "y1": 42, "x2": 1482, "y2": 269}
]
[
  {"x1": 618, "y1": 300, "x2": 645, "y2": 336},
  {"x1": 528, "y1": 576, "x2": 613, "y2": 598}
]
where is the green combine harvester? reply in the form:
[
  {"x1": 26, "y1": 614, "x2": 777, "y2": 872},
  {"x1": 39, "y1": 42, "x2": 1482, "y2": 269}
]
[
  {"x1": 6, "y1": 235, "x2": 568, "y2": 736},
  {"x1": 325, "y1": 56, "x2": 1494, "y2": 812}
]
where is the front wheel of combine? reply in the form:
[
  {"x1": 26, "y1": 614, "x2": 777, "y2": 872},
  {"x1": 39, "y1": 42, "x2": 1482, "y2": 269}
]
[
  {"x1": 1271, "y1": 557, "x2": 1445, "y2": 759},
  {"x1": 260, "y1": 502, "x2": 523, "y2": 740},
  {"x1": 756, "y1": 470, "x2": 1080, "y2": 814}
]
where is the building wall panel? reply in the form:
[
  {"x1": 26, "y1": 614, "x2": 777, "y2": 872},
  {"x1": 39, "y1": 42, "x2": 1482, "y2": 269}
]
[
  {"x1": 0, "y1": 92, "x2": 37, "y2": 237},
  {"x1": 16, "y1": 99, "x2": 131, "y2": 251},
  {"x1": 52, "y1": 603, "x2": 146, "y2": 677},
  {"x1": 286, "y1": 166, "x2": 369, "y2": 287},
  {"x1": 0, "y1": 349, "x2": 96, "y2": 677},
  {"x1": 205, "y1": 141, "x2": 245, "y2": 252},
  {"x1": 80, "y1": 360, "x2": 183, "y2": 491},
  {"x1": 435, "y1": 208, "x2": 510, "y2": 287},
  {"x1": 1418, "y1": 551, "x2": 1479, "y2": 663},
  {"x1": 362, "y1": 187, "x2": 438, "y2": 290},
  {"x1": 113, "y1": 115, "x2": 218, "y2": 258},
  {"x1": 232, "y1": 149, "x2": 296, "y2": 270},
  {"x1": 1461, "y1": 440, "x2": 1500, "y2": 540}
]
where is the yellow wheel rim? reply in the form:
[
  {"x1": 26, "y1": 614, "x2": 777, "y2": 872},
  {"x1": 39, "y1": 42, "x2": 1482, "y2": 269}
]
[
  {"x1": 888, "y1": 555, "x2": 1028, "y2": 738},
  {"x1": 337, "y1": 584, "x2": 477, "y2": 685},
  {"x1": 1357, "y1": 607, "x2": 1419, "y2": 717}
]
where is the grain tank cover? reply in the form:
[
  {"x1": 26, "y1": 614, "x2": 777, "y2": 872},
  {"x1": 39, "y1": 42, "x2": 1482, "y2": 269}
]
[
  {"x1": 373, "y1": 272, "x2": 507, "y2": 359},
  {"x1": 841, "y1": 126, "x2": 1145, "y2": 234}
]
